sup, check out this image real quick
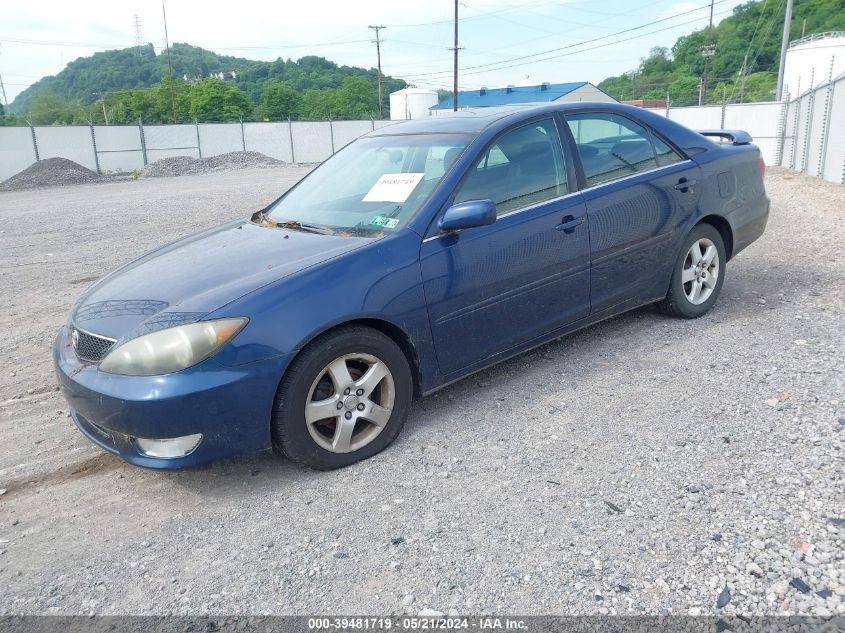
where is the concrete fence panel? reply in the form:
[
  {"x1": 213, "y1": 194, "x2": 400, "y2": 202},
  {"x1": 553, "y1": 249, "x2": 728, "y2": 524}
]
[
  {"x1": 823, "y1": 79, "x2": 845, "y2": 183},
  {"x1": 722, "y1": 102, "x2": 785, "y2": 165},
  {"x1": 33, "y1": 126, "x2": 98, "y2": 172},
  {"x1": 242, "y1": 122, "x2": 293, "y2": 162},
  {"x1": 666, "y1": 105, "x2": 723, "y2": 130},
  {"x1": 93, "y1": 125, "x2": 144, "y2": 173},
  {"x1": 142, "y1": 124, "x2": 199, "y2": 162},
  {"x1": 0, "y1": 127, "x2": 38, "y2": 182},
  {"x1": 331, "y1": 120, "x2": 374, "y2": 151},
  {"x1": 197, "y1": 123, "x2": 243, "y2": 157},
  {"x1": 290, "y1": 121, "x2": 333, "y2": 163}
]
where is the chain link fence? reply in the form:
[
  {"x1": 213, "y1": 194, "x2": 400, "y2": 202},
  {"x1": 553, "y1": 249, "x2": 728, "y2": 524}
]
[{"x1": 2, "y1": 80, "x2": 844, "y2": 184}]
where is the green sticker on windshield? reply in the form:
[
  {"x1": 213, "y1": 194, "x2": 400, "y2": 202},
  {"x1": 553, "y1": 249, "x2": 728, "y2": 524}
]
[{"x1": 369, "y1": 216, "x2": 400, "y2": 229}]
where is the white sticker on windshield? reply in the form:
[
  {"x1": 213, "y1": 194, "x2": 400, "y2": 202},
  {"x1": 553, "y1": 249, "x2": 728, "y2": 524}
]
[{"x1": 363, "y1": 173, "x2": 425, "y2": 203}]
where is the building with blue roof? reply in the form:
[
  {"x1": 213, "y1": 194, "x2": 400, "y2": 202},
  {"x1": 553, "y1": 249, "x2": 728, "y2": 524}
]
[{"x1": 430, "y1": 81, "x2": 616, "y2": 114}]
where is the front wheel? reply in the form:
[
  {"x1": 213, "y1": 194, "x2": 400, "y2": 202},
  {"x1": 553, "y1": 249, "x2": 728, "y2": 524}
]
[
  {"x1": 658, "y1": 224, "x2": 726, "y2": 319},
  {"x1": 272, "y1": 325, "x2": 413, "y2": 470}
]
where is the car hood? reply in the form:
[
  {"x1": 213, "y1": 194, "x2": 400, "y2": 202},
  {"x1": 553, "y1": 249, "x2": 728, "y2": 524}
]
[{"x1": 72, "y1": 220, "x2": 369, "y2": 340}]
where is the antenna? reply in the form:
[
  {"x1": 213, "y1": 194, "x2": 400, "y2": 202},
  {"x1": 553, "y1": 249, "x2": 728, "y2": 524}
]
[
  {"x1": 369, "y1": 25, "x2": 386, "y2": 119},
  {"x1": 133, "y1": 14, "x2": 144, "y2": 57}
]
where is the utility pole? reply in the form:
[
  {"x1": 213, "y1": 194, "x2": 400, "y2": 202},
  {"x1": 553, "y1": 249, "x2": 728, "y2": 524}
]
[
  {"x1": 0, "y1": 44, "x2": 8, "y2": 112},
  {"x1": 94, "y1": 92, "x2": 110, "y2": 124},
  {"x1": 162, "y1": 0, "x2": 177, "y2": 123},
  {"x1": 776, "y1": 0, "x2": 794, "y2": 101},
  {"x1": 700, "y1": 0, "x2": 716, "y2": 104},
  {"x1": 368, "y1": 25, "x2": 386, "y2": 119},
  {"x1": 452, "y1": 0, "x2": 459, "y2": 111},
  {"x1": 738, "y1": 54, "x2": 748, "y2": 103}
]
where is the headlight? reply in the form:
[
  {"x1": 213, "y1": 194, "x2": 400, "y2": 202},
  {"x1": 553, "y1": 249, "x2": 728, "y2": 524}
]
[{"x1": 99, "y1": 318, "x2": 247, "y2": 376}]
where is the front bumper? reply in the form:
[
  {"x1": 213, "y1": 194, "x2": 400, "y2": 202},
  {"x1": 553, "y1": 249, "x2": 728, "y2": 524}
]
[{"x1": 53, "y1": 326, "x2": 288, "y2": 469}]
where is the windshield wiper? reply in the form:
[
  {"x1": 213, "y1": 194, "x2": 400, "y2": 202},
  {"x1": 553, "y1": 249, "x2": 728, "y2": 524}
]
[{"x1": 251, "y1": 211, "x2": 334, "y2": 235}]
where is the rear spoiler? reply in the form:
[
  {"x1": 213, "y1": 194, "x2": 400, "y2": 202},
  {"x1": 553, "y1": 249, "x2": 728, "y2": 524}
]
[{"x1": 697, "y1": 129, "x2": 753, "y2": 145}]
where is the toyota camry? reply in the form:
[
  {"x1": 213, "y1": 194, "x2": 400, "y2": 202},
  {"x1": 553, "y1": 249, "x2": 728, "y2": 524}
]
[{"x1": 54, "y1": 102, "x2": 769, "y2": 470}]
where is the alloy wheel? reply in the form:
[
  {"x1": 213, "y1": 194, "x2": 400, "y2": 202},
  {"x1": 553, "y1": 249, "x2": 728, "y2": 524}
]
[
  {"x1": 682, "y1": 237, "x2": 719, "y2": 305},
  {"x1": 304, "y1": 353, "x2": 395, "y2": 453}
]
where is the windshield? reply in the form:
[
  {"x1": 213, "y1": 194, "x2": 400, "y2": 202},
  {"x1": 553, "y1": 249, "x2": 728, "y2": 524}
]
[{"x1": 265, "y1": 133, "x2": 471, "y2": 236}]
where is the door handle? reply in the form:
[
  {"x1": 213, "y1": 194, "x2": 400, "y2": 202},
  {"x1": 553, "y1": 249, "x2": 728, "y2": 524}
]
[
  {"x1": 674, "y1": 177, "x2": 697, "y2": 192},
  {"x1": 554, "y1": 215, "x2": 584, "y2": 234}
]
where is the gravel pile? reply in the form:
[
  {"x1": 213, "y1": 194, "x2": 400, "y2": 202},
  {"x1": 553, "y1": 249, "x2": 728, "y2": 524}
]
[
  {"x1": 0, "y1": 157, "x2": 102, "y2": 192},
  {"x1": 141, "y1": 151, "x2": 282, "y2": 178}
]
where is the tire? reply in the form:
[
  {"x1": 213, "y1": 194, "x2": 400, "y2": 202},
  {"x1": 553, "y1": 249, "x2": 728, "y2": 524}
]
[
  {"x1": 658, "y1": 223, "x2": 726, "y2": 319},
  {"x1": 272, "y1": 325, "x2": 413, "y2": 470}
]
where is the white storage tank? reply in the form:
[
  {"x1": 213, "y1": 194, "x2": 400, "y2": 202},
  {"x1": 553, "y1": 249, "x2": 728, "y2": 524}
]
[
  {"x1": 782, "y1": 32, "x2": 845, "y2": 98},
  {"x1": 389, "y1": 88, "x2": 438, "y2": 120}
]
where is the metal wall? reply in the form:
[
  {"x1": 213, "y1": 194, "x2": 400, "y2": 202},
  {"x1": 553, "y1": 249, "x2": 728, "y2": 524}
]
[
  {"x1": 0, "y1": 118, "x2": 400, "y2": 183},
  {"x1": 644, "y1": 73, "x2": 845, "y2": 183}
]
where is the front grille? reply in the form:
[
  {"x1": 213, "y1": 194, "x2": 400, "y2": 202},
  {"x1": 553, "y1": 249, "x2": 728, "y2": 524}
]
[{"x1": 71, "y1": 326, "x2": 116, "y2": 362}]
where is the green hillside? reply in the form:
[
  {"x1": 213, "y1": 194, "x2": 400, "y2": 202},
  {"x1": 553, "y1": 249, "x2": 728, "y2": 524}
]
[
  {"x1": 7, "y1": 43, "x2": 406, "y2": 123},
  {"x1": 599, "y1": 0, "x2": 845, "y2": 105}
]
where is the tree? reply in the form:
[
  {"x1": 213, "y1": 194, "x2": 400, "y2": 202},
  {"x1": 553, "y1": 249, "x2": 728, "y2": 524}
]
[
  {"x1": 188, "y1": 79, "x2": 253, "y2": 122},
  {"x1": 261, "y1": 83, "x2": 301, "y2": 120}
]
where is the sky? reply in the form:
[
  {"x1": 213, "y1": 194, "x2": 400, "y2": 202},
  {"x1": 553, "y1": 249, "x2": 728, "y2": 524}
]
[{"x1": 0, "y1": 0, "x2": 749, "y2": 104}]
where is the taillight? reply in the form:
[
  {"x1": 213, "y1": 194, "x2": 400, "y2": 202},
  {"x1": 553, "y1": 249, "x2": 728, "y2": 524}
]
[{"x1": 758, "y1": 156, "x2": 766, "y2": 177}]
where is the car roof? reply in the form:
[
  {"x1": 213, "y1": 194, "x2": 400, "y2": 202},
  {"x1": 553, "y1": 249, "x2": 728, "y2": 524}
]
[{"x1": 366, "y1": 102, "x2": 615, "y2": 136}]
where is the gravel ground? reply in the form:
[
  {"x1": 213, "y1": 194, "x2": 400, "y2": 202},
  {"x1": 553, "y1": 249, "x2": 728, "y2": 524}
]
[
  {"x1": 140, "y1": 151, "x2": 283, "y2": 178},
  {"x1": 0, "y1": 166, "x2": 842, "y2": 616}
]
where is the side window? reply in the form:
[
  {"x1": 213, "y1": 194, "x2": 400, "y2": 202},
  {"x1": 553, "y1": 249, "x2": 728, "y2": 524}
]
[
  {"x1": 455, "y1": 119, "x2": 567, "y2": 216},
  {"x1": 653, "y1": 135, "x2": 684, "y2": 167},
  {"x1": 566, "y1": 112, "x2": 659, "y2": 187}
]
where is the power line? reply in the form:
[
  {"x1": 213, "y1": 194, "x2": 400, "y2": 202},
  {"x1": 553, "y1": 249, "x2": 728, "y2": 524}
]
[
  {"x1": 400, "y1": 0, "x2": 733, "y2": 81},
  {"x1": 402, "y1": 6, "x2": 734, "y2": 83}
]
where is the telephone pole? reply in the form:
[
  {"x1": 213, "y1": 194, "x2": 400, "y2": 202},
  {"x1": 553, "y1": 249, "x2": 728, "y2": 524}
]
[
  {"x1": 451, "y1": 0, "x2": 459, "y2": 111},
  {"x1": 776, "y1": 0, "x2": 794, "y2": 101},
  {"x1": 369, "y1": 25, "x2": 386, "y2": 119},
  {"x1": 0, "y1": 44, "x2": 9, "y2": 111},
  {"x1": 738, "y1": 53, "x2": 748, "y2": 103},
  {"x1": 700, "y1": 0, "x2": 716, "y2": 104},
  {"x1": 162, "y1": 0, "x2": 177, "y2": 123}
]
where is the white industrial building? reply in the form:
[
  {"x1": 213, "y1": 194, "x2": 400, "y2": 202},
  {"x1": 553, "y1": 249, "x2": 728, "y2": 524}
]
[{"x1": 782, "y1": 32, "x2": 845, "y2": 98}]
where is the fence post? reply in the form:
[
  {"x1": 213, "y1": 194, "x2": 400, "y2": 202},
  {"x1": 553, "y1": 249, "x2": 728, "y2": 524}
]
[
  {"x1": 817, "y1": 59, "x2": 836, "y2": 178},
  {"x1": 29, "y1": 123, "x2": 40, "y2": 161},
  {"x1": 776, "y1": 101, "x2": 788, "y2": 167},
  {"x1": 801, "y1": 71, "x2": 816, "y2": 174},
  {"x1": 89, "y1": 123, "x2": 101, "y2": 174},
  {"x1": 138, "y1": 118, "x2": 148, "y2": 166},
  {"x1": 288, "y1": 116, "x2": 296, "y2": 164},
  {"x1": 329, "y1": 116, "x2": 335, "y2": 154},
  {"x1": 195, "y1": 119, "x2": 202, "y2": 159},
  {"x1": 239, "y1": 117, "x2": 246, "y2": 152},
  {"x1": 371, "y1": 115, "x2": 375, "y2": 131},
  {"x1": 665, "y1": 91, "x2": 670, "y2": 118},
  {"x1": 720, "y1": 87, "x2": 727, "y2": 129}
]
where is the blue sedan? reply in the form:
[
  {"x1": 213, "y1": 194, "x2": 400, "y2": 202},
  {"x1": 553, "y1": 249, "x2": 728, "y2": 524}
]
[{"x1": 54, "y1": 103, "x2": 769, "y2": 470}]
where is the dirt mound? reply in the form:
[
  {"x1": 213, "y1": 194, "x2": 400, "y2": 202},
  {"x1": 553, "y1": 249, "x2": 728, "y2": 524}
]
[
  {"x1": 0, "y1": 157, "x2": 101, "y2": 192},
  {"x1": 141, "y1": 151, "x2": 282, "y2": 178}
]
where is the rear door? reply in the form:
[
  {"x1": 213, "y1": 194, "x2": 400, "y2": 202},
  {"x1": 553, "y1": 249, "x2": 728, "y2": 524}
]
[
  {"x1": 420, "y1": 117, "x2": 590, "y2": 375},
  {"x1": 564, "y1": 110, "x2": 701, "y2": 314}
]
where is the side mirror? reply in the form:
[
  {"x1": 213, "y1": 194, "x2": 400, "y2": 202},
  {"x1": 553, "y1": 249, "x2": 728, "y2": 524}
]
[{"x1": 439, "y1": 199, "x2": 496, "y2": 232}]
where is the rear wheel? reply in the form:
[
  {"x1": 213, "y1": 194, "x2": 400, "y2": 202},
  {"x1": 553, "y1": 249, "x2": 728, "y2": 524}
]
[
  {"x1": 658, "y1": 223, "x2": 726, "y2": 319},
  {"x1": 272, "y1": 325, "x2": 412, "y2": 470}
]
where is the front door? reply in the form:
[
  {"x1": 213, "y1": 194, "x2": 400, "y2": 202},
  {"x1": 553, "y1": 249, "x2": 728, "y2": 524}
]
[{"x1": 420, "y1": 118, "x2": 590, "y2": 376}]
